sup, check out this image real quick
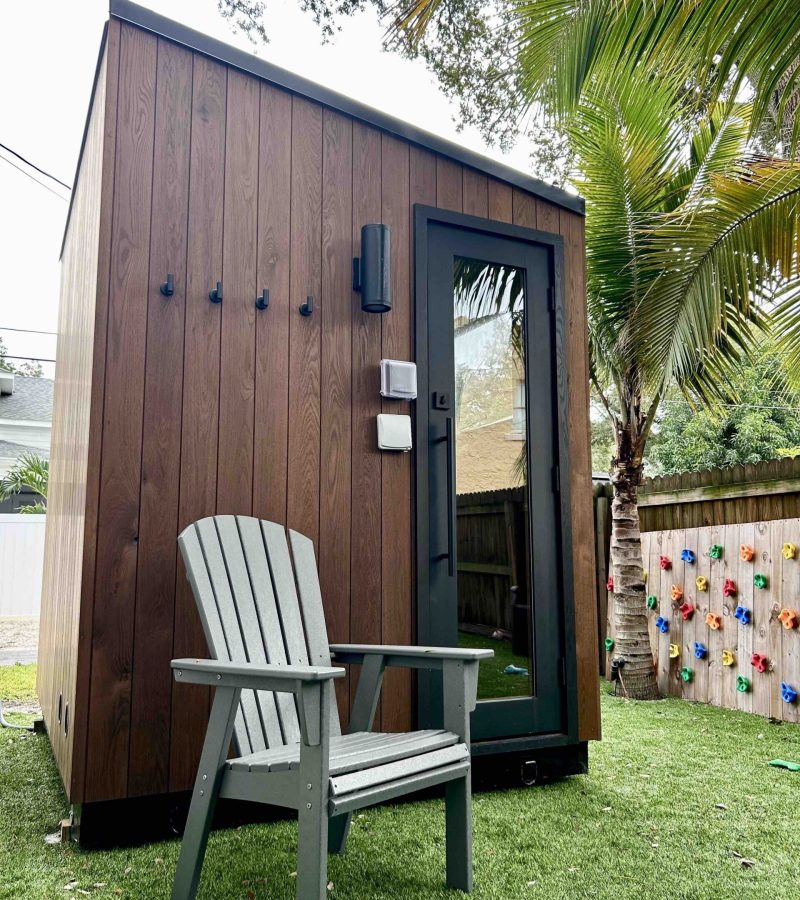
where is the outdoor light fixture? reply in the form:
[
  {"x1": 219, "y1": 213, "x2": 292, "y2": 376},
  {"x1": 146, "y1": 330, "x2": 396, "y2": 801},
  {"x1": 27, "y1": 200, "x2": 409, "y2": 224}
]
[{"x1": 353, "y1": 224, "x2": 391, "y2": 313}]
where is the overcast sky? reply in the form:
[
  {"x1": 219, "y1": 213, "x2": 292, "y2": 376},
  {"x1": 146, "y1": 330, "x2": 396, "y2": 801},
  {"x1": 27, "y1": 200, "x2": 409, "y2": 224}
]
[{"x1": 0, "y1": 0, "x2": 533, "y2": 377}]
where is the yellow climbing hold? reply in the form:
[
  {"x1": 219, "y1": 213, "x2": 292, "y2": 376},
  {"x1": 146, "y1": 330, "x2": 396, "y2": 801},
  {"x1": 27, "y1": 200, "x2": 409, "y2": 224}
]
[
  {"x1": 722, "y1": 649, "x2": 735, "y2": 666},
  {"x1": 669, "y1": 644, "x2": 680, "y2": 659},
  {"x1": 696, "y1": 575, "x2": 708, "y2": 592},
  {"x1": 783, "y1": 542, "x2": 797, "y2": 560},
  {"x1": 643, "y1": 569, "x2": 648, "y2": 583}
]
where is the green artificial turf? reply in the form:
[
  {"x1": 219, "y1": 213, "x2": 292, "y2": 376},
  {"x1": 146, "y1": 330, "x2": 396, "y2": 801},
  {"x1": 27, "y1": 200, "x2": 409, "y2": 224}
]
[
  {"x1": 2, "y1": 667, "x2": 800, "y2": 899},
  {"x1": 0, "y1": 662, "x2": 38, "y2": 702},
  {"x1": 458, "y1": 632, "x2": 531, "y2": 699}
]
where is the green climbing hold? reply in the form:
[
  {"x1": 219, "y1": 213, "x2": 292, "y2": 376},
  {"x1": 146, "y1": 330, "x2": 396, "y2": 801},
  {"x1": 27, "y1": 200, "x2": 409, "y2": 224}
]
[
  {"x1": 604, "y1": 637, "x2": 615, "y2": 652},
  {"x1": 709, "y1": 544, "x2": 724, "y2": 559},
  {"x1": 680, "y1": 666, "x2": 693, "y2": 683},
  {"x1": 754, "y1": 573, "x2": 768, "y2": 589},
  {"x1": 737, "y1": 675, "x2": 750, "y2": 693},
  {"x1": 646, "y1": 595, "x2": 658, "y2": 610}
]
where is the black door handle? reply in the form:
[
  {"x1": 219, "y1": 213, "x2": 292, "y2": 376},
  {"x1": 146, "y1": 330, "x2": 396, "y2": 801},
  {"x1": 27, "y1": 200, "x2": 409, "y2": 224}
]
[{"x1": 435, "y1": 416, "x2": 456, "y2": 577}]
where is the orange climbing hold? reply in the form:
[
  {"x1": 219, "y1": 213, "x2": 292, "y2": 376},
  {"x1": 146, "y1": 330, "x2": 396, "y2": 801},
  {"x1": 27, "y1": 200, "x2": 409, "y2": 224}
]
[
  {"x1": 705, "y1": 612, "x2": 721, "y2": 630},
  {"x1": 740, "y1": 544, "x2": 754, "y2": 561},
  {"x1": 778, "y1": 608, "x2": 799, "y2": 630},
  {"x1": 671, "y1": 585, "x2": 684, "y2": 602}
]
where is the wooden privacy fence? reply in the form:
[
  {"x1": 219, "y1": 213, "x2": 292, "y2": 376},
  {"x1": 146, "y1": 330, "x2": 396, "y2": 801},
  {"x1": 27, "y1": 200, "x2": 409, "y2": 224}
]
[
  {"x1": 613, "y1": 520, "x2": 800, "y2": 724},
  {"x1": 456, "y1": 487, "x2": 527, "y2": 634}
]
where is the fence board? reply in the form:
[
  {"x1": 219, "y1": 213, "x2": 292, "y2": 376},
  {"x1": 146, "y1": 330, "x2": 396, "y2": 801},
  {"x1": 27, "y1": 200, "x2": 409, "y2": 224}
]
[{"x1": 0, "y1": 514, "x2": 46, "y2": 616}]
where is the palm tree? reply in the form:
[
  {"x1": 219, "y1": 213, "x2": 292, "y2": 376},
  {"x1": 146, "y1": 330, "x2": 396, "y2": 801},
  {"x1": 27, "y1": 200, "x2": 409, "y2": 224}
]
[
  {"x1": 0, "y1": 452, "x2": 48, "y2": 513},
  {"x1": 385, "y1": 0, "x2": 800, "y2": 698}
]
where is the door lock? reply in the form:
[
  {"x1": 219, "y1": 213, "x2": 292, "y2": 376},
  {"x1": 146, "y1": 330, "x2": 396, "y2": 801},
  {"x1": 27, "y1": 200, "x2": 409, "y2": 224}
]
[{"x1": 432, "y1": 391, "x2": 451, "y2": 410}]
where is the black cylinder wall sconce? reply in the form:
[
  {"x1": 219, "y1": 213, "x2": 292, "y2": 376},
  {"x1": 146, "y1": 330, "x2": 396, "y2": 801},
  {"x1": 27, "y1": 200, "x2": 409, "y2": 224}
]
[
  {"x1": 256, "y1": 288, "x2": 270, "y2": 310},
  {"x1": 209, "y1": 281, "x2": 223, "y2": 303},
  {"x1": 353, "y1": 224, "x2": 391, "y2": 313}
]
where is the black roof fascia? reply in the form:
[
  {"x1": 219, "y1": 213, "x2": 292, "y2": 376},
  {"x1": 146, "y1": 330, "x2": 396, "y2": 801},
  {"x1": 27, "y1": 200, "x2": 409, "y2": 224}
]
[{"x1": 110, "y1": 0, "x2": 583, "y2": 215}]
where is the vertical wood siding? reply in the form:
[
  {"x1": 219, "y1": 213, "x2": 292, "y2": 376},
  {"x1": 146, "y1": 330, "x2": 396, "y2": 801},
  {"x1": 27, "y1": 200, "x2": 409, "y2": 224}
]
[{"x1": 45, "y1": 22, "x2": 598, "y2": 804}]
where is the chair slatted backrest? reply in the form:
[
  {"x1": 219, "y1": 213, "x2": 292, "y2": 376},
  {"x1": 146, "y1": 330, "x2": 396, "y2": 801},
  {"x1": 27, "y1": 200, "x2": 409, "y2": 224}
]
[{"x1": 179, "y1": 515, "x2": 342, "y2": 755}]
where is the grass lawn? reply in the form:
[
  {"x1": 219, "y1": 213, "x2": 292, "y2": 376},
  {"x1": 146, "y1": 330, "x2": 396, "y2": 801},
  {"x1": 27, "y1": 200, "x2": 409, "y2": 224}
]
[
  {"x1": 458, "y1": 633, "x2": 531, "y2": 700},
  {"x1": 2, "y1": 665, "x2": 799, "y2": 899}
]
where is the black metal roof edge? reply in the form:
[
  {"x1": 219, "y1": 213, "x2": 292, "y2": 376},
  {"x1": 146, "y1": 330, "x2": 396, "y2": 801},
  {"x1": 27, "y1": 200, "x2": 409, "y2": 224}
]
[
  {"x1": 110, "y1": 0, "x2": 584, "y2": 215},
  {"x1": 59, "y1": 23, "x2": 109, "y2": 260}
]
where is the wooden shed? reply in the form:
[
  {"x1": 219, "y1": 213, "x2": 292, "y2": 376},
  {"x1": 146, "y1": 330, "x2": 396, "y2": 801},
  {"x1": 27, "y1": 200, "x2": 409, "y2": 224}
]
[{"x1": 39, "y1": 0, "x2": 599, "y2": 836}]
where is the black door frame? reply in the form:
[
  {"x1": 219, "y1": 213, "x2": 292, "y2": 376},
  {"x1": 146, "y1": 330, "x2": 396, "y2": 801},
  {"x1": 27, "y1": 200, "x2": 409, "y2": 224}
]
[{"x1": 413, "y1": 204, "x2": 579, "y2": 751}]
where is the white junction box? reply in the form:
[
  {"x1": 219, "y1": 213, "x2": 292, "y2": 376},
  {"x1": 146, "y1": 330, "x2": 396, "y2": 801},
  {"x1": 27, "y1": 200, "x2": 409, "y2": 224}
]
[
  {"x1": 380, "y1": 359, "x2": 417, "y2": 400},
  {"x1": 377, "y1": 414, "x2": 412, "y2": 452}
]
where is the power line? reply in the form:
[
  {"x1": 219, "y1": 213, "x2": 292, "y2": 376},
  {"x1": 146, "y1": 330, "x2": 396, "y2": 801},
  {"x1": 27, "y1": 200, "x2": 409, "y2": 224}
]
[
  {"x1": 0, "y1": 141, "x2": 71, "y2": 190},
  {"x1": 0, "y1": 151, "x2": 68, "y2": 202},
  {"x1": 0, "y1": 326, "x2": 57, "y2": 336},
  {"x1": 0, "y1": 326, "x2": 57, "y2": 337},
  {"x1": 0, "y1": 354, "x2": 56, "y2": 364}
]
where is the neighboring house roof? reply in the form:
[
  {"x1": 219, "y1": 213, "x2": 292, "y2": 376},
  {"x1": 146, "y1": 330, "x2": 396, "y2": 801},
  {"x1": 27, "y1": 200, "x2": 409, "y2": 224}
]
[
  {"x1": 0, "y1": 375, "x2": 54, "y2": 423},
  {"x1": 0, "y1": 439, "x2": 50, "y2": 460}
]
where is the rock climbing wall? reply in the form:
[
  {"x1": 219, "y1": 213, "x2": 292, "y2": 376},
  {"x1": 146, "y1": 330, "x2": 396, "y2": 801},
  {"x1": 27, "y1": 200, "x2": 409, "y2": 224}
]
[{"x1": 612, "y1": 520, "x2": 800, "y2": 723}]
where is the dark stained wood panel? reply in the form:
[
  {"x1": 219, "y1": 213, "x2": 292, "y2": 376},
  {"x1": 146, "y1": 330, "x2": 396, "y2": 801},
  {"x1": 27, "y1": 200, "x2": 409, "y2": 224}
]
[
  {"x1": 560, "y1": 208, "x2": 600, "y2": 741},
  {"x1": 85, "y1": 23, "x2": 157, "y2": 802},
  {"x1": 381, "y1": 134, "x2": 412, "y2": 731},
  {"x1": 253, "y1": 84, "x2": 292, "y2": 524},
  {"x1": 128, "y1": 37, "x2": 192, "y2": 797},
  {"x1": 320, "y1": 109, "x2": 354, "y2": 721},
  {"x1": 488, "y1": 179, "x2": 513, "y2": 223},
  {"x1": 349, "y1": 121, "x2": 383, "y2": 718},
  {"x1": 287, "y1": 96, "x2": 323, "y2": 543},
  {"x1": 537, "y1": 199, "x2": 560, "y2": 233},
  {"x1": 512, "y1": 188, "x2": 536, "y2": 228},
  {"x1": 217, "y1": 69, "x2": 260, "y2": 516},
  {"x1": 436, "y1": 157, "x2": 463, "y2": 212},
  {"x1": 462, "y1": 169, "x2": 488, "y2": 217},
  {"x1": 170, "y1": 55, "x2": 227, "y2": 792}
]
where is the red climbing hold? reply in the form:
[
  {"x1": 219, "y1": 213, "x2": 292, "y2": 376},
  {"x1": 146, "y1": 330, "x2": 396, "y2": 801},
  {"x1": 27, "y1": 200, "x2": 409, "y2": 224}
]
[
  {"x1": 679, "y1": 601, "x2": 695, "y2": 621},
  {"x1": 659, "y1": 556, "x2": 672, "y2": 570},
  {"x1": 751, "y1": 652, "x2": 768, "y2": 673},
  {"x1": 723, "y1": 578, "x2": 737, "y2": 598},
  {"x1": 607, "y1": 576, "x2": 614, "y2": 591}
]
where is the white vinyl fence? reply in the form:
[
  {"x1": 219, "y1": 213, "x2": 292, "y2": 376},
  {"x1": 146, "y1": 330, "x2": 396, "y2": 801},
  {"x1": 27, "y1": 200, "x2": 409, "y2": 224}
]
[{"x1": 0, "y1": 514, "x2": 45, "y2": 616}]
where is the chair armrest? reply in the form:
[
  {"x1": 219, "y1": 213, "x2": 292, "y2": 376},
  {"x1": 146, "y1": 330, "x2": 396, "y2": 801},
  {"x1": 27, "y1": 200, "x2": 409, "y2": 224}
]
[
  {"x1": 172, "y1": 658, "x2": 345, "y2": 692},
  {"x1": 330, "y1": 644, "x2": 493, "y2": 669}
]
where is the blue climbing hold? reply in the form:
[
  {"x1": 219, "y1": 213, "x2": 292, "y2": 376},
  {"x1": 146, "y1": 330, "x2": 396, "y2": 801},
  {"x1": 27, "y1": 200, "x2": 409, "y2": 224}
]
[
  {"x1": 656, "y1": 616, "x2": 669, "y2": 634},
  {"x1": 781, "y1": 682, "x2": 798, "y2": 704},
  {"x1": 681, "y1": 548, "x2": 696, "y2": 564},
  {"x1": 694, "y1": 642, "x2": 708, "y2": 659},
  {"x1": 735, "y1": 605, "x2": 752, "y2": 626},
  {"x1": 504, "y1": 664, "x2": 529, "y2": 676}
]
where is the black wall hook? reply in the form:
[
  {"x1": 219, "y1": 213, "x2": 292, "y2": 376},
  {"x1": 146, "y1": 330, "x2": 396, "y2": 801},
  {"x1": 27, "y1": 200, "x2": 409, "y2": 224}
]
[
  {"x1": 299, "y1": 295, "x2": 314, "y2": 316},
  {"x1": 209, "y1": 281, "x2": 223, "y2": 303},
  {"x1": 160, "y1": 273, "x2": 174, "y2": 297},
  {"x1": 256, "y1": 288, "x2": 270, "y2": 310}
]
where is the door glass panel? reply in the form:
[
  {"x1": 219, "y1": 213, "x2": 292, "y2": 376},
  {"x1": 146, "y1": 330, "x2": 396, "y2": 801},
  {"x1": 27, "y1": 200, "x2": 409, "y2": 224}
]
[{"x1": 453, "y1": 256, "x2": 532, "y2": 700}]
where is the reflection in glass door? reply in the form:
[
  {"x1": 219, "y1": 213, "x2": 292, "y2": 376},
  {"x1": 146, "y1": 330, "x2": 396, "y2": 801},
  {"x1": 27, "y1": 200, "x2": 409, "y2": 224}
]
[
  {"x1": 453, "y1": 257, "x2": 533, "y2": 701},
  {"x1": 422, "y1": 219, "x2": 565, "y2": 742}
]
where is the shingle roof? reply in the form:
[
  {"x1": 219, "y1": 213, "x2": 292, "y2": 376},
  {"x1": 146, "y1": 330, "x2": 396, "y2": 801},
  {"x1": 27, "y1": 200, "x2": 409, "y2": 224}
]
[
  {"x1": 0, "y1": 439, "x2": 50, "y2": 460},
  {"x1": 0, "y1": 376, "x2": 54, "y2": 422}
]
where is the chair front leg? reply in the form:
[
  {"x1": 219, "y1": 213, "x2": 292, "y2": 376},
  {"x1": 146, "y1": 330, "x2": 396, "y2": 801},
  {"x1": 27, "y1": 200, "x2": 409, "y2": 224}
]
[
  {"x1": 172, "y1": 686, "x2": 241, "y2": 900},
  {"x1": 443, "y1": 660, "x2": 476, "y2": 893},
  {"x1": 297, "y1": 681, "x2": 332, "y2": 900},
  {"x1": 328, "y1": 653, "x2": 385, "y2": 854}
]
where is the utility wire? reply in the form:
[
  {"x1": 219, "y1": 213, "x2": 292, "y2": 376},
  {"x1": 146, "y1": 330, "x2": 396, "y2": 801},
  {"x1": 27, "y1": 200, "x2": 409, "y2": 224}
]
[
  {"x1": 0, "y1": 151, "x2": 68, "y2": 202},
  {"x1": 0, "y1": 326, "x2": 57, "y2": 336},
  {"x1": 0, "y1": 141, "x2": 71, "y2": 190},
  {"x1": 0, "y1": 354, "x2": 56, "y2": 364}
]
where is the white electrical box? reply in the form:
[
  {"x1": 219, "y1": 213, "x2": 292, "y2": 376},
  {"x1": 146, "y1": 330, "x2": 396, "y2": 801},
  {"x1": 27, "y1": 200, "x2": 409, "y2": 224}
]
[
  {"x1": 377, "y1": 414, "x2": 412, "y2": 452},
  {"x1": 380, "y1": 359, "x2": 417, "y2": 400}
]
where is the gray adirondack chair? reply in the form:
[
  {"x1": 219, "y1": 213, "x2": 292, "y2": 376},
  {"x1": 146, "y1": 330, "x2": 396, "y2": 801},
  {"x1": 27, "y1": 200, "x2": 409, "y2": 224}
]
[{"x1": 171, "y1": 515, "x2": 492, "y2": 900}]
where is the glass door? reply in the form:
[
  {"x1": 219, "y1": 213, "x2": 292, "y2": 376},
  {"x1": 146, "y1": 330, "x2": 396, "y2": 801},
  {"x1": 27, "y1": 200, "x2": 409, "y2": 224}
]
[{"x1": 420, "y1": 220, "x2": 565, "y2": 741}]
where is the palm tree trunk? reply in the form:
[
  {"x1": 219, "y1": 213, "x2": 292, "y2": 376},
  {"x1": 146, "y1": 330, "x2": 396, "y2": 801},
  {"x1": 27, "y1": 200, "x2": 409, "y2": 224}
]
[{"x1": 609, "y1": 454, "x2": 660, "y2": 700}]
